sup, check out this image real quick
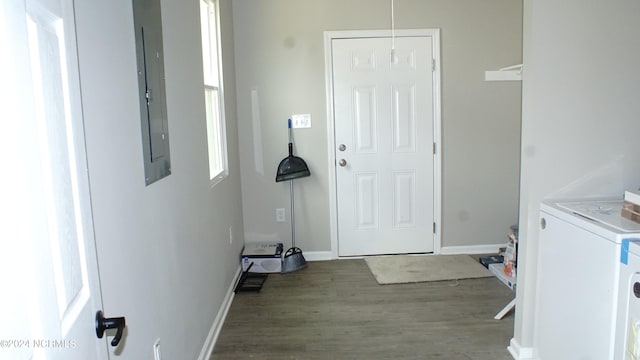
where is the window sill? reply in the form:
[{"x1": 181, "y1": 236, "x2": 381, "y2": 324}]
[{"x1": 209, "y1": 170, "x2": 228, "y2": 188}]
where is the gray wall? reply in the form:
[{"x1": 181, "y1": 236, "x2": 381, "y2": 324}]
[
  {"x1": 75, "y1": 0, "x2": 243, "y2": 358},
  {"x1": 513, "y1": 0, "x2": 640, "y2": 355},
  {"x1": 233, "y1": 0, "x2": 522, "y2": 252}
]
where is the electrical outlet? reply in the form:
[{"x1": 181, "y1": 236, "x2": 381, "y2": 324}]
[
  {"x1": 276, "y1": 208, "x2": 286, "y2": 222},
  {"x1": 229, "y1": 226, "x2": 233, "y2": 244},
  {"x1": 291, "y1": 114, "x2": 311, "y2": 128},
  {"x1": 153, "y1": 338, "x2": 161, "y2": 360}
]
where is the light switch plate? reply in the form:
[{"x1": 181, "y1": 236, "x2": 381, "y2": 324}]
[{"x1": 291, "y1": 114, "x2": 311, "y2": 128}]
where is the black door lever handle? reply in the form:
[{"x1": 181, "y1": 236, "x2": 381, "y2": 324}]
[{"x1": 95, "y1": 310, "x2": 126, "y2": 346}]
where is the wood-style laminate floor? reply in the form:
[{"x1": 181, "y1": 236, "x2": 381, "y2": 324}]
[{"x1": 212, "y1": 259, "x2": 515, "y2": 360}]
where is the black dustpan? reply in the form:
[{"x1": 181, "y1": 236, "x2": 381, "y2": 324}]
[{"x1": 275, "y1": 120, "x2": 310, "y2": 182}]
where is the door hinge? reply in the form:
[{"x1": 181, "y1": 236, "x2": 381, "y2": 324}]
[
  {"x1": 432, "y1": 58, "x2": 436, "y2": 72},
  {"x1": 433, "y1": 222, "x2": 437, "y2": 233},
  {"x1": 433, "y1": 142, "x2": 436, "y2": 155}
]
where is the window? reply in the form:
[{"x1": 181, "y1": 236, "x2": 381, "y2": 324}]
[{"x1": 200, "y1": 0, "x2": 228, "y2": 184}]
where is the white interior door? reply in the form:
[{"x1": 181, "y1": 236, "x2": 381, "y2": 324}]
[
  {"x1": 332, "y1": 36, "x2": 436, "y2": 257},
  {"x1": 0, "y1": 0, "x2": 110, "y2": 359}
]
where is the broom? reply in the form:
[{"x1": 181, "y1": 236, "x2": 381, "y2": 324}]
[{"x1": 275, "y1": 119, "x2": 309, "y2": 273}]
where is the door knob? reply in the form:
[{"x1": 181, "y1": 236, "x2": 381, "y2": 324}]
[
  {"x1": 338, "y1": 144, "x2": 346, "y2": 151},
  {"x1": 95, "y1": 310, "x2": 126, "y2": 346},
  {"x1": 339, "y1": 159, "x2": 347, "y2": 167}
]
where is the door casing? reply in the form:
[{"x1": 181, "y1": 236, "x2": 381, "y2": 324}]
[{"x1": 324, "y1": 29, "x2": 443, "y2": 258}]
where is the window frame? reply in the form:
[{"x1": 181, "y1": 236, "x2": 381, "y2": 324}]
[{"x1": 200, "y1": 0, "x2": 228, "y2": 186}]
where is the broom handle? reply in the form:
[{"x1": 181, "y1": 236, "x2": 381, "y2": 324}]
[
  {"x1": 288, "y1": 118, "x2": 296, "y2": 249},
  {"x1": 290, "y1": 180, "x2": 296, "y2": 248}
]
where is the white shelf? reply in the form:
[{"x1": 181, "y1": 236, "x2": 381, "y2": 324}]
[{"x1": 484, "y1": 63, "x2": 522, "y2": 81}]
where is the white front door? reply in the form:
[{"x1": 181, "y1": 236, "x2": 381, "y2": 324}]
[
  {"x1": 332, "y1": 35, "x2": 436, "y2": 256},
  {"x1": 0, "y1": 0, "x2": 110, "y2": 359}
]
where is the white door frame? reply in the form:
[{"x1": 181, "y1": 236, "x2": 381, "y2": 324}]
[{"x1": 324, "y1": 29, "x2": 442, "y2": 258}]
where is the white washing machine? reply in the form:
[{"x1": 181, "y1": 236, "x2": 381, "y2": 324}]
[
  {"x1": 536, "y1": 199, "x2": 640, "y2": 360},
  {"x1": 616, "y1": 240, "x2": 640, "y2": 360}
]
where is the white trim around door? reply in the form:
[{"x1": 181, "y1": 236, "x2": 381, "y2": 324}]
[{"x1": 324, "y1": 29, "x2": 442, "y2": 258}]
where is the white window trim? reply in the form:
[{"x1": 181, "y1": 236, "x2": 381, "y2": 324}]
[{"x1": 201, "y1": 0, "x2": 228, "y2": 187}]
